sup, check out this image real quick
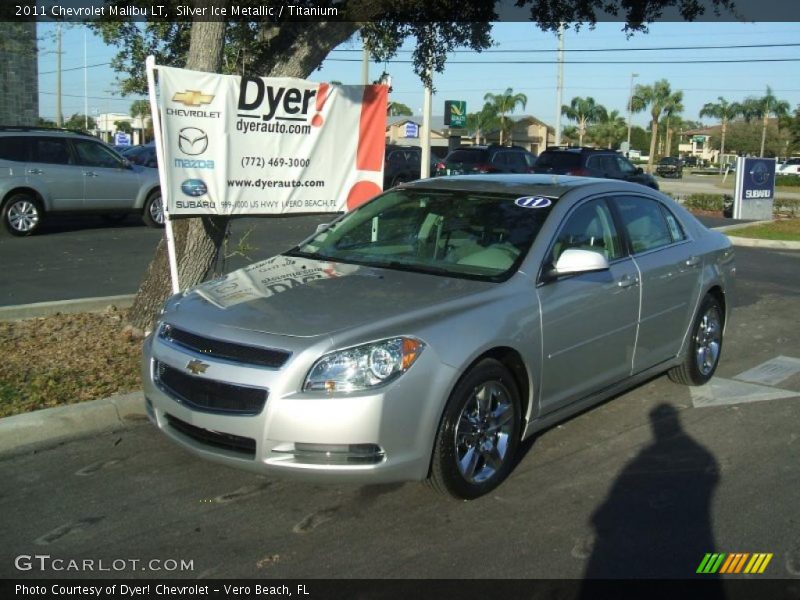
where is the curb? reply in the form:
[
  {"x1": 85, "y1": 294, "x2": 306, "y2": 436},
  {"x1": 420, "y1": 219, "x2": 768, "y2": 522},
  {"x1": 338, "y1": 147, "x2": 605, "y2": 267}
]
[
  {"x1": 0, "y1": 294, "x2": 135, "y2": 321},
  {"x1": 726, "y1": 236, "x2": 800, "y2": 250},
  {"x1": 0, "y1": 391, "x2": 147, "y2": 457}
]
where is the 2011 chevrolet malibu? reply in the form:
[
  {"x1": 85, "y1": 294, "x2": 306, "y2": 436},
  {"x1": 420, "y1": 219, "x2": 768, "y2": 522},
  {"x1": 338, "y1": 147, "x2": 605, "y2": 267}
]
[{"x1": 142, "y1": 175, "x2": 735, "y2": 499}]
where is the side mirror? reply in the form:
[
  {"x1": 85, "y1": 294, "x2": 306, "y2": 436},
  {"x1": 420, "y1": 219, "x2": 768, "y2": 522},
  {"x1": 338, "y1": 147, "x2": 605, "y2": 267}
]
[
  {"x1": 635, "y1": 167, "x2": 644, "y2": 175},
  {"x1": 551, "y1": 248, "x2": 609, "y2": 277}
]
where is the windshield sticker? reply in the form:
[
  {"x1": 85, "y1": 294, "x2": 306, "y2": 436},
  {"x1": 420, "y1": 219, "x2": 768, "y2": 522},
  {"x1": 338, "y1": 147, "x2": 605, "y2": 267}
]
[{"x1": 515, "y1": 196, "x2": 552, "y2": 209}]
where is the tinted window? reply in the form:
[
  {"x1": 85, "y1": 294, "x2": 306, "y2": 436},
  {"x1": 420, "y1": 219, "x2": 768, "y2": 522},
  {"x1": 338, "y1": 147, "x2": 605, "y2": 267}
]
[
  {"x1": 550, "y1": 199, "x2": 624, "y2": 264},
  {"x1": 614, "y1": 196, "x2": 674, "y2": 253},
  {"x1": 535, "y1": 152, "x2": 581, "y2": 169},
  {"x1": 31, "y1": 138, "x2": 72, "y2": 165},
  {"x1": 615, "y1": 156, "x2": 637, "y2": 174},
  {"x1": 0, "y1": 136, "x2": 30, "y2": 161},
  {"x1": 447, "y1": 150, "x2": 488, "y2": 164},
  {"x1": 73, "y1": 140, "x2": 124, "y2": 168}
]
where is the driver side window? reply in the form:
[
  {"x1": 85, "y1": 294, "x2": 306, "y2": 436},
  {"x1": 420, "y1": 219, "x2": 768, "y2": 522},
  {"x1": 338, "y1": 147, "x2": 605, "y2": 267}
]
[{"x1": 550, "y1": 199, "x2": 623, "y2": 266}]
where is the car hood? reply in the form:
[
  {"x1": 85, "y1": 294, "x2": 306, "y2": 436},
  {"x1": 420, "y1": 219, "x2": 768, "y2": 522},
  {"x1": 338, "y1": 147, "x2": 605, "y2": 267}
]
[{"x1": 171, "y1": 255, "x2": 494, "y2": 338}]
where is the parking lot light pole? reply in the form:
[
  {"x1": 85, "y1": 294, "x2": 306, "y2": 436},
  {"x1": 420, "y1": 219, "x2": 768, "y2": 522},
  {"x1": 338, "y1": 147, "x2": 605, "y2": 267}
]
[{"x1": 626, "y1": 73, "x2": 639, "y2": 148}]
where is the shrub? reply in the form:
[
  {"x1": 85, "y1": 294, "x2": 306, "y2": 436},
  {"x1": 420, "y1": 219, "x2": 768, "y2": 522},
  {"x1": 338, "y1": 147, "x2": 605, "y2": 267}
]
[
  {"x1": 774, "y1": 198, "x2": 800, "y2": 217},
  {"x1": 681, "y1": 194, "x2": 725, "y2": 212},
  {"x1": 776, "y1": 175, "x2": 800, "y2": 187}
]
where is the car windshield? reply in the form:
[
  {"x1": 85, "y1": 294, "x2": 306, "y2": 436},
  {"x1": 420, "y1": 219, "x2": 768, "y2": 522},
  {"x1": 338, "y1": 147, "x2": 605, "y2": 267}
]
[{"x1": 287, "y1": 188, "x2": 553, "y2": 281}]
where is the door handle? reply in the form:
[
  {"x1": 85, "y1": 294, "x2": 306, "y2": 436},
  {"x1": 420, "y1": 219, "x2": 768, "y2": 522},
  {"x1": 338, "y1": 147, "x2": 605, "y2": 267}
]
[
  {"x1": 685, "y1": 256, "x2": 701, "y2": 267},
  {"x1": 83, "y1": 171, "x2": 99, "y2": 177},
  {"x1": 617, "y1": 274, "x2": 639, "y2": 288},
  {"x1": 27, "y1": 168, "x2": 43, "y2": 175}
]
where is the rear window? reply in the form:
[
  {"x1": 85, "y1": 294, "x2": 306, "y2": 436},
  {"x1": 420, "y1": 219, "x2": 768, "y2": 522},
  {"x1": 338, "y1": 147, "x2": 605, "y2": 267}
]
[
  {"x1": 0, "y1": 136, "x2": 30, "y2": 162},
  {"x1": 535, "y1": 152, "x2": 581, "y2": 169},
  {"x1": 446, "y1": 150, "x2": 488, "y2": 164}
]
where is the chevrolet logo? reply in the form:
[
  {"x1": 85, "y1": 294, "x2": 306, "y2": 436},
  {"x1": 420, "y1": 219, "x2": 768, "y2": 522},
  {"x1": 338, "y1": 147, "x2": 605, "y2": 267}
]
[
  {"x1": 172, "y1": 90, "x2": 214, "y2": 107},
  {"x1": 186, "y1": 359, "x2": 210, "y2": 375}
]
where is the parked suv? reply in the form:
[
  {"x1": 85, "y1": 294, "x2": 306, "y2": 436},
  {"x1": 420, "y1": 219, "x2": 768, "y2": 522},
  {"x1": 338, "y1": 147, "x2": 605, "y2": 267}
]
[
  {"x1": 434, "y1": 145, "x2": 536, "y2": 176},
  {"x1": 0, "y1": 127, "x2": 162, "y2": 236},
  {"x1": 384, "y1": 145, "x2": 423, "y2": 188},
  {"x1": 656, "y1": 156, "x2": 684, "y2": 178},
  {"x1": 532, "y1": 146, "x2": 659, "y2": 190}
]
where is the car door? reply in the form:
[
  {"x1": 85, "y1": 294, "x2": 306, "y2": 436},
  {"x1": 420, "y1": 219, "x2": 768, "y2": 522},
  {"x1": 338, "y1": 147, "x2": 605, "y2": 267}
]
[
  {"x1": 537, "y1": 197, "x2": 640, "y2": 413},
  {"x1": 71, "y1": 139, "x2": 142, "y2": 210},
  {"x1": 26, "y1": 137, "x2": 85, "y2": 210},
  {"x1": 611, "y1": 195, "x2": 703, "y2": 373}
]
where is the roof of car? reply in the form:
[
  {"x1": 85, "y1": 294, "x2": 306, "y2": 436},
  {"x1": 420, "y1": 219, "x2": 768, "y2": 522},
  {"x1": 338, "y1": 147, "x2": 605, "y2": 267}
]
[
  {"x1": 399, "y1": 173, "x2": 657, "y2": 198},
  {"x1": 541, "y1": 146, "x2": 618, "y2": 154}
]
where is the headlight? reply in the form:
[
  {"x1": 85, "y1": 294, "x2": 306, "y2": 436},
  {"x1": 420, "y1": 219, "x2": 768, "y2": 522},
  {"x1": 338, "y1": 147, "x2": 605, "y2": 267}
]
[{"x1": 304, "y1": 337, "x2": 425, "y2": 393}]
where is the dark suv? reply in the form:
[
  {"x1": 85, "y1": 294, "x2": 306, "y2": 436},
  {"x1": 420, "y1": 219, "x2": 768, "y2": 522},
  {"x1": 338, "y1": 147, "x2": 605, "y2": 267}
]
[
  {"x1": 532, "y1": 147, "x2": 659, "y2": 190},
  {"x1": 656, "y1": 156, "x2": 684, "y2": 178},
  {"x1": 384, "y1": 145, "x2": 423, "y2": 188},
  {"x1": 434, "y1": 145, "x2": 536, "y2": 177}
]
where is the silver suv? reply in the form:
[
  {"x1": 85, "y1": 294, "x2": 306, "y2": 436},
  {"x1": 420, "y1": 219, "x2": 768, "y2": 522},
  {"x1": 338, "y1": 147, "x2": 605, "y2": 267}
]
[{"x1": 0, "y1": 127, "x2": 162, "y2": 236}]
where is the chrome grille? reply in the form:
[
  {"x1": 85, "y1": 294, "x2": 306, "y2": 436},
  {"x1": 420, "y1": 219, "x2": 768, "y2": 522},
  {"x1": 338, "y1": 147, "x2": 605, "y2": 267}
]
[
  {"x1": 159, "y1": 323, "x2": 291, "y2": 369},
  {"x1": 155, "y1": 360, "x2": 267, "y2": 415}
]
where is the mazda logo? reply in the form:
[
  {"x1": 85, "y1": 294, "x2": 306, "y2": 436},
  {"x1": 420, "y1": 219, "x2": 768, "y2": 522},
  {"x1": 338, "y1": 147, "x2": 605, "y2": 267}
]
[{"x1": 178, "y1": 127, "x2": 208, "y2": 156}]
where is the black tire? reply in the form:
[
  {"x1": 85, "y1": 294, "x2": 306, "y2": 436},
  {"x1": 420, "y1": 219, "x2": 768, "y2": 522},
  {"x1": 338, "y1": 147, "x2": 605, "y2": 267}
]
[
  {"x1": 142, "y1": 190, "x2": 164, "y2": 228},
  {"x1": 429, "y1": 359, "x2": 522, "y2": 500},
  {"x1": 669, "y1": 294, "x2": 724, "y2": 386},
  {"x1": 1, "y1": 193, "x2": 43, "y2": 236}
]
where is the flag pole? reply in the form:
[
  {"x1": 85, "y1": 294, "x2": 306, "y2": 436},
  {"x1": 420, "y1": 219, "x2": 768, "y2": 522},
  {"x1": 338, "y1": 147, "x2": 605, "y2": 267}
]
[{"x1": 146, "y1": 55, "x2": 180, "y2": 294}]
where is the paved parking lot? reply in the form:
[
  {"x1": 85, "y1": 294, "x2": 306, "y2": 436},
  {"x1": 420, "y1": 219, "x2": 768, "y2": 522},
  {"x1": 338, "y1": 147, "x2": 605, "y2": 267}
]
[{"x1": 0, "y1": 242, "x2": 798, "y2": 580}]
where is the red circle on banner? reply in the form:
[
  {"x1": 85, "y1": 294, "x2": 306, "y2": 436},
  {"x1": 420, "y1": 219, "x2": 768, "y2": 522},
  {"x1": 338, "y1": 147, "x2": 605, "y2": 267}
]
[{"x1": 346, "y1": 181, "x2": 382, "y2": 210}]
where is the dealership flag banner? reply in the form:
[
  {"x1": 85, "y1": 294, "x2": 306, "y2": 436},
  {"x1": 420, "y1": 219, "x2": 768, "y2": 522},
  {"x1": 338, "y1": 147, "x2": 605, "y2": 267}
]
[{"x1": 153, "y1": 64, "x2": 387, "y2": 217}]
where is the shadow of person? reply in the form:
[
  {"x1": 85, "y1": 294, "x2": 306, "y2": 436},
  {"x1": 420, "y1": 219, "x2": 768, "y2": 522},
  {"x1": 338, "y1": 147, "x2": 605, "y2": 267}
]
[{"x1": 582, "y1": 403, "x2": 721, "y2": 581}]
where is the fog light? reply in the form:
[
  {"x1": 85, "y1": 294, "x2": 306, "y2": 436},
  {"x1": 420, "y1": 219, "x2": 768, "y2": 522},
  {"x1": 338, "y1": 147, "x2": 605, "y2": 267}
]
[{"x1": 274, "y1": 443, "x2": 385, "y2": 465}]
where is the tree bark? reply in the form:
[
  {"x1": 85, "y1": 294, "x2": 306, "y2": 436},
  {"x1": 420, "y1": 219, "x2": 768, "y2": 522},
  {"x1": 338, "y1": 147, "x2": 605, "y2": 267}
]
[
  {"x1": 127, "y1": 16, "x2": 361, "y2": 333},
  {"x1": 719, "y1": 119, "x2": 727, "y2": 173},
  {"x1": 648, "y1": 120, "x2": 659, "y2": 169}
]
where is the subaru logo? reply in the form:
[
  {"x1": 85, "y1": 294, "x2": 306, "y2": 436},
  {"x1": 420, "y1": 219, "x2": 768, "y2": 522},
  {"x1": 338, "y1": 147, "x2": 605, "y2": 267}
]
[
  {"x1": 181, "y1": 179, "x2": 207, "y2": 197},
  {"x1": 178, "y1": 127, "x2": 208, "y2": 156}
]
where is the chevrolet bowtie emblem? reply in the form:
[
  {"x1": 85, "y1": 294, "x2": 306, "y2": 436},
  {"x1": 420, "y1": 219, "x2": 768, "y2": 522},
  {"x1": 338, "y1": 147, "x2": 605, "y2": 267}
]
[
  {"x1": 172, "y1": 90, "x2": 214, "y2": 107},
  {"x1": 186, "y1": 359, "x2": 210, "y2": 375}
]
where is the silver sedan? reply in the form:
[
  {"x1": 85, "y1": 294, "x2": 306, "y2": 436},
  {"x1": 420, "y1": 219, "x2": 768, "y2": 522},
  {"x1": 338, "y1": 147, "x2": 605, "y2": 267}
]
[{"x1": 142, "y1": 175, "x2": 735, "y2": 499}]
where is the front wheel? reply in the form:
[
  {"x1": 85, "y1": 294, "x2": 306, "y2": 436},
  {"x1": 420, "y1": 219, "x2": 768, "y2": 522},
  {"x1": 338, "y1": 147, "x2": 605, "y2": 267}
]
[
  {"x1": 668, "y1": 294, "x2": 724, "y2": 386},
  {"x1": 429, "y1": 359, "x2": 522, "y2": 499},
  {"x1": 2, "y1": 193, "x2": 43, "y2": 236},
  {"x1": 142, "y1": 190, "x2": 164, "y2": 228}
]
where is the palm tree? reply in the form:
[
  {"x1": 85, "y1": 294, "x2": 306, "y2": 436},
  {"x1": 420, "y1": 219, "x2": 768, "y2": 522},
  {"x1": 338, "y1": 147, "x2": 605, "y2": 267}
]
[
  {"x1": 661, "y1": 91, "x2": 684, "y2": 157},
  {"x1": 483, "y1": 88, "x2": 527, "y2": 146},
  {"x1": 466, "y1": 102, "x2": 500, "y2": 145},
  {"x1": 631, "y1": 79, "x2": 676, "y2": 169},
  {"x1": 561, "y1": 97, "x2": 605, "y2": 146},
  {"x1": 740, "y1": 86, "x2": 791, "y2": 157},
  {"x1": 589, "y1": 108, "x2": 626, "y2": 149},
  {"x1": 699, "y1": 97, "x2": 742, "y2": 171}
]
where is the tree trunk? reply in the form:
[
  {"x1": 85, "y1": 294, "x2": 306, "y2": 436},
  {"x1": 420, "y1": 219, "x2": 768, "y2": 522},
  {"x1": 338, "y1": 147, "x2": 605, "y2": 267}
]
[
  {"x1": 127, "y1": 14, "x2": 361, "y2": 333},
  {"x1": 760, "y1": 114, "x2": 768, "y2": 157},
  {"x1": 648, "y1": 120, "x2": 659, "y2": 169},
  {"x1": 719, "y1": 119, "x2": 727, "y2": 173}
]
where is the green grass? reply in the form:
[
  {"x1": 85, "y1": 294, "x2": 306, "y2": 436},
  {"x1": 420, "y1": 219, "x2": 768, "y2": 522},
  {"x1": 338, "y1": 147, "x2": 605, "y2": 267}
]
[{"x1": 728, "y1": 219, "x2": 800, "y2": 241}]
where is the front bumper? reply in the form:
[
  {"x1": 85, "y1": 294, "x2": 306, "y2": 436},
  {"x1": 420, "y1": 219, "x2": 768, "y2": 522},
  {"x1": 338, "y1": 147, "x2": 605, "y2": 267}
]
[{"x1": 141, "y1": 330, "x2": 456, "y2": 484}]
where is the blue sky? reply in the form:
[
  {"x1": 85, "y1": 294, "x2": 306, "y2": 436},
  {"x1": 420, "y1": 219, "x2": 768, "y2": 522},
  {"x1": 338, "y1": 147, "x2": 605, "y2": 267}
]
[{"x1": 38, "y1": 21, "x2": 800, "y2": 130}]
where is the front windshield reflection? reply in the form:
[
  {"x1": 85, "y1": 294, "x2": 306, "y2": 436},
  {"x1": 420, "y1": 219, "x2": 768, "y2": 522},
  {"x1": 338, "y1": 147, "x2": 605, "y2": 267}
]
[{"x1": 289, "y1": 188, "x2": 553, "y2": 281}]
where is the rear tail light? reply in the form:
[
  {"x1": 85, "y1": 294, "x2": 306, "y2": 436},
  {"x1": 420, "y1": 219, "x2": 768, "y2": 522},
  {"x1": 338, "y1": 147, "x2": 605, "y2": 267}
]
[
  {"x1": 476, "y1": 163, "x2": 494, "y2": 173},
  {"x1": 566, "y1": 168, "x2": 591, "y2": 176},
  {"x1": 435, "y1": 162, "x2": 445, "y2": 171}
]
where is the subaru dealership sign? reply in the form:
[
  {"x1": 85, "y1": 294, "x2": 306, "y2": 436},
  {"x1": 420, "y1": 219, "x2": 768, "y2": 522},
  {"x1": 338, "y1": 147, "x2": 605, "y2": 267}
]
[{"x1": 733, "y1": 157, "x2": 776, "y2": 220}]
